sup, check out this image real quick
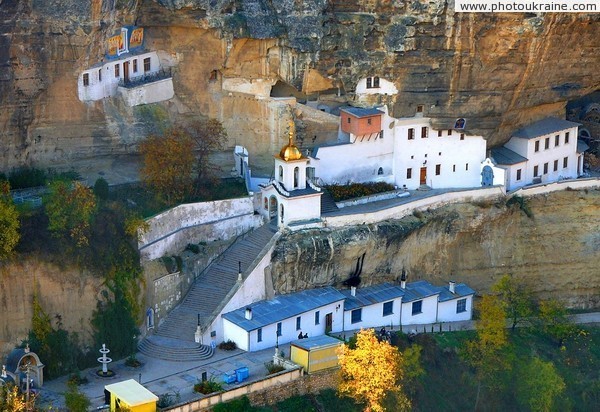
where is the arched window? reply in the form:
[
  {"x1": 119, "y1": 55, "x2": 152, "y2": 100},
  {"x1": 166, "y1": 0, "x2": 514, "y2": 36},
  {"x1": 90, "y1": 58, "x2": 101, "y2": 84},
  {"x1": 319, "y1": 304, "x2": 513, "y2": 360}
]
[
  {"x1": 264, "y1": 197, "x2": 268, "y2": 210},
  {"x1": 377, "y1": 167, "x2": 384, "y2": 175},
  {"x1": 294, "y1": 167, "x2": 299, "y2": 188},
  {"x1": 279, "y1": 165, "x2": 284, "y2": 181}
]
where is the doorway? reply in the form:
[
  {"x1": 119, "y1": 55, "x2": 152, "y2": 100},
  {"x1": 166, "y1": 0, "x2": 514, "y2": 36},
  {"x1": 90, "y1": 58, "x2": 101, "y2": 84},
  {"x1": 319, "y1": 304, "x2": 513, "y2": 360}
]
[
  {"x1": 325, "y1": 313, "x2": 333, "y2": 333},
  {"x1": 123, "y1": 61, "x2": 129, "y2": 84},
  {"x1": 420, "y1": 167, "x2": 427, "y2": 185}
]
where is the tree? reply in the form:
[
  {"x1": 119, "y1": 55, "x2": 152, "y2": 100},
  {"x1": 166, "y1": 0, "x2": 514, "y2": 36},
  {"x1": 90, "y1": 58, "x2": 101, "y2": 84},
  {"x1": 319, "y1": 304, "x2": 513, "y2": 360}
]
[
  {"x1": 64, "y1": 382, "x2": 91, "y2": 412},
  {"x1": 183, "y1": 118, "x2": 227, "y2": 182},
  {"x1": 538, "y1": 299, "x2": 578, "y2": 347},
  {"x1": 462, "y1": 295, "x2": 510, "y2": 410},
  {"x1": 93, "y1": 177, "x2": 110, "y2": 200},
  {"x1": 338, "y1": 329, "x2": 410, "y2": 412},
  {"x1": 492, "y1": 275, "x2": 534, "y2": 331},
  {"x1": 140, "y1": 129, "x2": 195, "y2": 204},
  {"x1": 0, "y1": 384, "x2": 28, "y2": 412},
  {"x1": 517, "y1": 357, "x2": 565, "y2": 412},
  {"x1": 401, "y1": 344, "x2": 425, "y2": 398},
  {"x1": 0, "y1": 179, "x2": 20, "y2": 260},
  {"x1": 45, "y1": 180, "x2": 97, "y2": 247}
]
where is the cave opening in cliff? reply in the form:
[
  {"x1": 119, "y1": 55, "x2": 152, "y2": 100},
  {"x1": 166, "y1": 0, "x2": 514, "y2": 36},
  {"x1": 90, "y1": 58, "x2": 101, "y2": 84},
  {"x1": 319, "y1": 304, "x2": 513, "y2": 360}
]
[
  {"x1": 270, "y1": 80, "x2": 308, "y2": 101},
  {"x1": 567, "y1": 90, "x2": 600, "y2": 143}
]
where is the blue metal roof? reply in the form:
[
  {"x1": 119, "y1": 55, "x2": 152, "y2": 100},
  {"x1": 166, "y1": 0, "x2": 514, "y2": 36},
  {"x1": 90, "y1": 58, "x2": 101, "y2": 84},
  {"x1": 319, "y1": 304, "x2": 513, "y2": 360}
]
[
  {"x1": 290, "y1": 334, "x2": 343, "y2": 351},
  {"x1": 341, "y1": 283, "x2": 405, "y2": 311},
  {"x1": 577, "y1": 139, "x2": 589, "y2": 153},
  {"x1": 437, "y1": 283, "x2": 475, "y2": 302},
  {"x1": 512, "y1": 117, "x2": 581, "y2": 139},
  {"x1": 491, "y1": 146, "x2": 528, "y2": 165},
  {"x1": 222, "y1": 287, "x2": 345, "y2": 332},
  {"x1": 340, "y1": 107, "x2": 384, "y2": 118},
  {"x1": 402, "y1": 280, "x2": 441, "y2": 302}
]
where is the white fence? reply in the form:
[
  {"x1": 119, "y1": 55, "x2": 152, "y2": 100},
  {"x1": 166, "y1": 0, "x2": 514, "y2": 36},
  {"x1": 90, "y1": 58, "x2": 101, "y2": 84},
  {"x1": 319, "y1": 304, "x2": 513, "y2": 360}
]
[{"x1": 509, "y1": 177, "x2": 600, "y2": 198}]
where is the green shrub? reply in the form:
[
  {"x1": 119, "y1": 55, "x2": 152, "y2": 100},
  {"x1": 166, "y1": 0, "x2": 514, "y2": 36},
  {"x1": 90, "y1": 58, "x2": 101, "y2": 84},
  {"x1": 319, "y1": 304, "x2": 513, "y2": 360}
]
[
  {"x1": 218, "y1": 340, "x2": 238, "y2": 351},
  {"x1": 324, "y1": 182, "x2": 395, "y2": 202},
  {"x1": 264, "y1": 361, "x2": 285, "y2": 375},
  {"x1": 506, "y1": 195, "x2": 534, "y2": 218},
  {"x1": 124, "y1": 354, "x2": 142, "y2": 368},
  {"x1": 186, "y1": 243, "x2": 200, "y2": 253},
  {"x1": 64, "y1": 382, "x2": 91, "y2": 412},
  {"x1": 8, "y1": 167, "x2": 47, "y2": 189},
  {"x1": 67, "y1": 373, "x2": 88, "y2": 386},
  {"x1": 193, "y1": 378, "x2": 223, "y2": 394},
  {"x1": 93, "y1": 177, "x2": 110, "y2": 200},
  {"x1": 157, "y1": 392, "x2": 180, "y2": 408}
]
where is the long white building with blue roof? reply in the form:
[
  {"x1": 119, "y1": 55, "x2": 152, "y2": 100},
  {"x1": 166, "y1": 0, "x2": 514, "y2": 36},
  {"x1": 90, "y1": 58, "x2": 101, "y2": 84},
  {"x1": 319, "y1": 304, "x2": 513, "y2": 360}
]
[{"x1": 222, "y1": 279, "x2": 474, "y2": 352}]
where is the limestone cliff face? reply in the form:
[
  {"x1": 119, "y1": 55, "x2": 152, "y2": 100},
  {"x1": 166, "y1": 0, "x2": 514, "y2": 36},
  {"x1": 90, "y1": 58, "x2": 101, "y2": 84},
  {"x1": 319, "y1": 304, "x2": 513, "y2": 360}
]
[
  {"x1": 270, "y1": 189, "x2": 600, "y2": 309},
  {"x1": 1, "y1": 0, "x2": 599, "y2": 169}
]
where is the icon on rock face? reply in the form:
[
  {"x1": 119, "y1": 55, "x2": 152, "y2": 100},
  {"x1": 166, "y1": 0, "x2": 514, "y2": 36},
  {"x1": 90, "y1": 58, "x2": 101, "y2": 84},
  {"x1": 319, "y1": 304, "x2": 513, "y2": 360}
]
[{"x1": 454, "y1": 118, "x2": 466, "y2": 130}]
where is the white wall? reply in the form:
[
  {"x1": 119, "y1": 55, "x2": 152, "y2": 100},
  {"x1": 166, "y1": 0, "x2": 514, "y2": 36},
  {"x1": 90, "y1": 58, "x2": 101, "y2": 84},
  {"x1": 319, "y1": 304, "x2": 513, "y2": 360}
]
[
  {"x1": 343, "y1": 298, "x2": 402, "y2": 330},
  {"x1": 118, "y1": 77, "x2": 174, "y2": 106},
  {"x1": 223, "y1": 320, "x2": 250, "y2": 352},
  {"x1": 437, "y1": 296, "x2": 473, "y2": 322},
  {"x1": 280, "y1": 195, "x2": 322, "y2": 226},
  {"x1": 400, "y1": 295, "x2": 439, "y2": 325},
  {"x1": 311, "y1": 138, "x2": 395, "y2": 185},
  {"x1": 392, "y1": 116, "x2": 487, "y2": 190},
  {"x1": 78, "y1": 51, "x2": 161, "y2": 102},
  {"x1": 355, "y1": 77, "x2": 398, "y2": 95},
  {"x1": 139, "y1": 197, "x2": 262, "y2": 260}
]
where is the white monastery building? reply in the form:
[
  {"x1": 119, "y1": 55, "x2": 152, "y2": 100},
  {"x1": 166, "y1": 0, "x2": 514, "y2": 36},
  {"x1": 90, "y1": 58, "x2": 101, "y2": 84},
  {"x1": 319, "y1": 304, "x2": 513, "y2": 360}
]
[
  {"x1": 490, "y1": 117, "x2": 587, "y2": 191},
  {"x1": 78, "y1": 26, "x2": 174, "y2": 106},
  {"x1": 222, "y1": 279, "x2": 474, "y2": 352}
]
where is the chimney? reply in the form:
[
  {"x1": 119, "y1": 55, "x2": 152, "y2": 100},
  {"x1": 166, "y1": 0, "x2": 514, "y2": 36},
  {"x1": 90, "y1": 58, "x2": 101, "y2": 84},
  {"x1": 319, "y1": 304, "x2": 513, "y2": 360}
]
[
  {"x1": 449, "y1": 280, "x2": 456, "y2": 294},
  {"x1": 245, "y1": 307, "x2": 252, "y2": 320},
  {"x1": 351, "y1": 286, "x2": 356, "y2": 297},
  {"x1": 400, "y1": 269, "x2": 407, "y2": 289}
]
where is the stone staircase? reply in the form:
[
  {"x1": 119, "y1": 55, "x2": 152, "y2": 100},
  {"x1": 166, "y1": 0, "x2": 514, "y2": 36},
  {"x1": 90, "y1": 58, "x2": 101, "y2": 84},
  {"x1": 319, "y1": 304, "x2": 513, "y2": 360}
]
[
  {"x1": 138, "y1": 224, "x2": 278, "y2": 361},
  {"x1": 320, "y1": 190, "x2": 339, "y2": 215}
]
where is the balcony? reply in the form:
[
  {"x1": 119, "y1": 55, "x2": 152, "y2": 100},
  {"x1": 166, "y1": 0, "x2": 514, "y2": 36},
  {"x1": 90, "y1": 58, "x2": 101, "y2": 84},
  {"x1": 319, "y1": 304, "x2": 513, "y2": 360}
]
[{"x1": 118, "y1": 67, "x2": 172, "y2": 89}]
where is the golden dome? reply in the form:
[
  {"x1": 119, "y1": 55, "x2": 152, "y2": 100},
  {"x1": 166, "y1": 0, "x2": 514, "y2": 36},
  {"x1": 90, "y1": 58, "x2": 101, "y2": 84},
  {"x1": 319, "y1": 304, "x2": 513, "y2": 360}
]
[{"x1": 278, "y1": 119, "x2": 303, "y2": 161}]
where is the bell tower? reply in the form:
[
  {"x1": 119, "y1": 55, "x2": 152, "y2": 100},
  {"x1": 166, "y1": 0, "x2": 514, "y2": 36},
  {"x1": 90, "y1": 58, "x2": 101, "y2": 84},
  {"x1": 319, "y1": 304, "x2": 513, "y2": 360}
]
[{"x1": 274, "y1": 120, "x2": 308, "y2": 191}]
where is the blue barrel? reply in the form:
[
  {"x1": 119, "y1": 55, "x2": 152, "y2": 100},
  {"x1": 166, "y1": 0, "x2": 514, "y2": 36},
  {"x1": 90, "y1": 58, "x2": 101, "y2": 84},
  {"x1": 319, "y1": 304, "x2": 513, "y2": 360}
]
[{"x1": 223, "y1": 371, "x2": 237, "y2": 384}]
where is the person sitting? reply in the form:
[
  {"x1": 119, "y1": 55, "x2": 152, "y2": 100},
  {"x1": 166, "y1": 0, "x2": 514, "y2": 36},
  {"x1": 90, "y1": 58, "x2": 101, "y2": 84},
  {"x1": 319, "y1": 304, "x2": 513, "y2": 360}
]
[
  {"x1": 303, "y1": 333, "x2": 308, "y2": 339},
  {"x1": 298, "y1": 331, "x2": 304, "y2": 339}
]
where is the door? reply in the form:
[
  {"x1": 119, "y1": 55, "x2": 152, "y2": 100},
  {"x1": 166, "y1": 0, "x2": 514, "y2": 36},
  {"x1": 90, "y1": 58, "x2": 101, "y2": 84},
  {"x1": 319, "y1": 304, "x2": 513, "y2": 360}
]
[
  {"x1": 325, "y1": 313, "x2": 333, "y2": 333},
  {"x1": 481, "y1": 165, "x2": 494, "y2": 186},
  {"x1": 420, "y1": 167, "x2": 427, "y2": 185},
  {"x1": 123, "y1": 61, "x2": 130, "y2": 83}
]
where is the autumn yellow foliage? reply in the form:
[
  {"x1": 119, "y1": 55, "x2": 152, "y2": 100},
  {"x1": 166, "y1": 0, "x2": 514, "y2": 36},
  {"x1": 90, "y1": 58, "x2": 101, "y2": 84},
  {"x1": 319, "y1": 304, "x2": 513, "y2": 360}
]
[{"x1": 338, "y1": 329, "x2": 410, "y2": 412}]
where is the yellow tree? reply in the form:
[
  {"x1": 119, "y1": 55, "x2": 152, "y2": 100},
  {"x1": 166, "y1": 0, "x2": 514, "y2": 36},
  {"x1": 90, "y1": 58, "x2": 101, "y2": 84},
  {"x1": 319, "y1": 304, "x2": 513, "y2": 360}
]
[
  {"x1": 0, "y1": 384, "x2": 28, "y2": 412},
  {"x1": 140, "y1": 128, "x2": 195, "y2": 204},
  {"x1": 338, "y1": 329, "x2": 410, "y2": 412}
]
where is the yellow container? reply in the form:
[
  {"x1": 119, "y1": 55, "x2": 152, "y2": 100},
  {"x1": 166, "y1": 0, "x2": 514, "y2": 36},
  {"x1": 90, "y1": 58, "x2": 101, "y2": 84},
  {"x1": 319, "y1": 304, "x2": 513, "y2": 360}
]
[
  {"x1": 290, "y1": 335, "x2": 343, "y2": 374},
  {"x1": 105, "y1": 379, "x2": 158, "y2": 412}
]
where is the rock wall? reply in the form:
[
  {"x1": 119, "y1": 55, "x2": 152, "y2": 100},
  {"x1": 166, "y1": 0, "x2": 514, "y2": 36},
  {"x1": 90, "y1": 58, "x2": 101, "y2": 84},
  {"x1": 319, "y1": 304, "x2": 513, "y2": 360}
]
[
  {"x1": 270, "y1": 189, "x2": 600, "y2": 309},
  {"x1": 0, "y1": 258, "x2": 102, "y2": 359},
  {"x1": 1, "y1": 0, "x2": 599, "y2": 171}
]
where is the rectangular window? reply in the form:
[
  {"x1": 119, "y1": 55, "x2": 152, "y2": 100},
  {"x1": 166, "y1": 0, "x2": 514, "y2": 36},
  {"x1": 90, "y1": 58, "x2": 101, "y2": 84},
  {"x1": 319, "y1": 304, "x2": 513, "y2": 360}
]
[
  {"x1": 133, "y1": 59, "x2": 138, "y2": 73},
  {"x1": 545, "y1": 137, "x2": 550, "y2": 150},
  {"x1": 534, "y1": 140, "x2": 540, "y2": 152},
  {"x1": 453, "y1": 165, "x2": 456, "y2": 172},
  {"x1": 456, "y1": 298, "x2": 467, "y2": 313},
  {"x1": 366, "y1": 77, "x2": 372, "y2": 88},
  {"x1": 435, "y1": 164, "x2": 441, "y2": 175},
  {"x1": 438, "y1": 130, "x2": 443, "y2": 137},
  {"x1": 543, "y1": 162, "x2": 548, "y2": 174},
  {"x1": 533, "y1": 165, "x2": 539, "y2": 177},
  {"x1": 555, "y1": 135, "x2": 559, "y2": 147},
  {"x1": 210, "y1": 330, "x2": 216, "y2": 337},
  {"x1": 383, "y1": 301, "x2": 393, "y2": 317},
  {"x1": 407, "y1": 168, "x2": 412, "y2": 179},
  {"x1": 565, "y1": 132, "x2": 570, "y2": 144},
  {"x1": 554, "y1": 160, "x2": 558, "y2": 172},
  {"x1": 351, "y1": 308, "x2": 362, "y2": 324},
  {"x1": 421, "y1": 127, "x2": 428, "y2": 139},
  {"x1": 296, "y1": 316, "x2": 301, "y2": 331},
  {"x1": 379, "y1": 129, "x2": 384, "y2": 139},
  {"x1": 417, "y1": 105, "x2": 424, "y2": 113},
  {"x1": 115, "y1": 64, "x2": 120, "y2": 78},
  {"x1": 465, "y1": 163, "x2": 469, "y2": 171},
  {"x1": 408, "y1": 128, "x2": 415, "y2": 140},
  {"x1": 447, "y1": 130, "x2": 452, "y2": 136},
  {"x1": 276, "y1": 322, "x2": 282, "y2": 337},
  {"x1": 257, "y1": 328, "x2": 262, "y2": 342},
  {"x1": 347, "y1": 117, "x2": 351, "y2": 124},
  {"x1": 98, "y1": 70, "x2": 102, "y2": 82},
  {"x1": 367, "y1": 118, "x2": 372, "y2": 125},
  {"x1": 373, "y1": 76, "x2": 380, "y2": 88},
  {"x1": 516, "y1": 169, "x2": 522, "y2": 181},
  {"x1": 83, "y1": 73, "x2": 89, "y2": 86},
  {"x1": 144, "y1": 57, "x2": 151, "y2": 72},
  {"x1": 460, "y1": 133, "x2": 465, "y2": 140},
  {"x1": 315, "y1": 311, "x2": 320, "y2": 325},
  {"x1": 563, "y1": 156, "x2": 568, "y2": 168},
  {"x1": 412, "y1": 300, "x2": 423, "y2": 315}
]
